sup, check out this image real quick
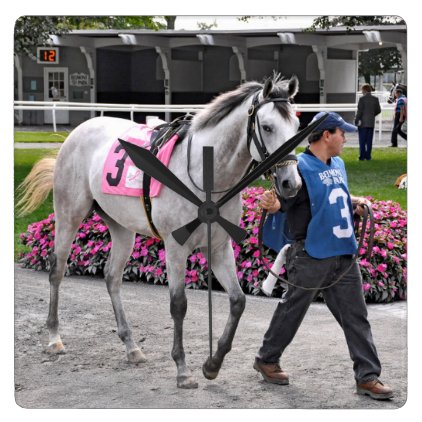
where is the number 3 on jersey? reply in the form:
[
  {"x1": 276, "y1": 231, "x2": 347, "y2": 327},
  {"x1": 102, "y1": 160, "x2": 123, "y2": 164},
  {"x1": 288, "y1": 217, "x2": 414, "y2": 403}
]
[{"x1": 328, "y1": 187, "x2": 353, "y2": 239}]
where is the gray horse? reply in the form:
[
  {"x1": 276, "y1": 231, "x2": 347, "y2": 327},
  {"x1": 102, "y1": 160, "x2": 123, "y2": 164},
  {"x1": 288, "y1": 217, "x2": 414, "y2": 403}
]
[{"x1": 17, "y1": 74, "x2": 302, "y2": 389}]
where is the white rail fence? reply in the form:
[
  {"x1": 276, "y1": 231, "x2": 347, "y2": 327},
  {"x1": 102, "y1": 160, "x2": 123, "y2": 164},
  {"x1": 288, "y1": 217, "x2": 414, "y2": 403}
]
[{"x1": 14, "y1": 101, "x2": 395, "y2": 141}]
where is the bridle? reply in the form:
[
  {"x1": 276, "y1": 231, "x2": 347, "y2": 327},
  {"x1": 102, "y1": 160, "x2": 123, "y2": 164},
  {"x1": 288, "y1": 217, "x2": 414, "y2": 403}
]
[
  {"x1": 187, "y1": 89, "x2": 293, "y2": 193},
  {"x1": 246, "y1": 91, "x2": 291, "y2": 161}
]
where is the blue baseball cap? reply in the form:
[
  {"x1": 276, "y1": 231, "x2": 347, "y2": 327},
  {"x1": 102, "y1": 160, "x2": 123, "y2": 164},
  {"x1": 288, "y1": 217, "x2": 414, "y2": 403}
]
[{"x1": 310, "y1": 112, "x2": 357, "y2": 133}]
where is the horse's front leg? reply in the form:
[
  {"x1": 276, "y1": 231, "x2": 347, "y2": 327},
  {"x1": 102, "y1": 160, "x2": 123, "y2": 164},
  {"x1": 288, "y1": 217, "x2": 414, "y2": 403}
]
[
  {"x1": 201, "y1": 241, "x2": 246, "y2": 380},
  {"x1": 166, "y1": 244, "x2": 198, "y2": 389}
]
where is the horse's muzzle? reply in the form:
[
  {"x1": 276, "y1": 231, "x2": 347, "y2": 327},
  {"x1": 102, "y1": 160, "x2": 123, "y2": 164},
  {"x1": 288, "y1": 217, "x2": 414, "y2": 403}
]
[{"x1": 279, "y1": 180, "x2": 302, "y2": 199}]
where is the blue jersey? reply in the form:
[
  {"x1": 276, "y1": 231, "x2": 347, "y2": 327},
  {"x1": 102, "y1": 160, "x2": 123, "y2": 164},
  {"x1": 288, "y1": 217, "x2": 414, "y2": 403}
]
[{"x1": 298, "y1": 153, "x2": 358, "y2": 259}]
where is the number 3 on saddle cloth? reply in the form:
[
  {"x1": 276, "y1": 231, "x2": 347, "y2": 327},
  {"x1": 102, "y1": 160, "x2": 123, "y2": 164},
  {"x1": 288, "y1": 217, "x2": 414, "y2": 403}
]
[
  {"x1": 102, "y1": 123, "x2": 184, "y2": 238},
  {"x1": 102, "y1": 124, "x2": 180, "y2": 197}
]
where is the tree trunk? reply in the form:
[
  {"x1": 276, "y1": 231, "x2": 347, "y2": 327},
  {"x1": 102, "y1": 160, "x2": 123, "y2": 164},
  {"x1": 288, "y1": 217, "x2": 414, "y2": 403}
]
[{"x1": 165, "y1": 16, "x2": 176, "y2": 29}]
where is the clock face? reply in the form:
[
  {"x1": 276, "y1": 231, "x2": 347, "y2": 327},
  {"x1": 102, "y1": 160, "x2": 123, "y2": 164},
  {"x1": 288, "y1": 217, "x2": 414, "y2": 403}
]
[{"x1": 37, "y1": 47, "x2": 59, "y2": 64}]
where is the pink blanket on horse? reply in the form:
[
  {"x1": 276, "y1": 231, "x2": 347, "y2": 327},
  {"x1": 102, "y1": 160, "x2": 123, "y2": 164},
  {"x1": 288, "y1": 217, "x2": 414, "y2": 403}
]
[{"x1": 102, "y1": 124, "x2": 179, "y2": 197}]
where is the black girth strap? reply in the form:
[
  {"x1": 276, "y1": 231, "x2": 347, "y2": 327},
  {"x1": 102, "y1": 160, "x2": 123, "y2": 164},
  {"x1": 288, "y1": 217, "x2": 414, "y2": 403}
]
[
  {"x1": 142, "y1": 136, "x2": 162, "y2": 239},
  {"x1": 142, "y1": 117, "x2": 192, "y2": 240},
  {"x1": 142, "y1": 176, "x2": 162, "y2": 240}
]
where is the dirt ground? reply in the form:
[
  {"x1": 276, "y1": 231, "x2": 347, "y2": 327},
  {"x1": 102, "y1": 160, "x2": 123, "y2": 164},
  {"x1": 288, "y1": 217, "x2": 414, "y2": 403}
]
[{"x1": 14, "y1": 264, "x2": 407, "y2": 410}]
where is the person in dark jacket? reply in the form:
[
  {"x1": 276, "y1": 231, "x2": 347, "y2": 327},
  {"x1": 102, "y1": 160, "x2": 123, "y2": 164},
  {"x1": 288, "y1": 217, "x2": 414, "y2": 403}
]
[{"x1": 355, "y1": 84, "x2": 381, "y2": 160}]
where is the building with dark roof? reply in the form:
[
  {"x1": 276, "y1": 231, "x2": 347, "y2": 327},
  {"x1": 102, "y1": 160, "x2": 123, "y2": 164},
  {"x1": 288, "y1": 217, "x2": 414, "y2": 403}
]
[{"x1": 14, "y1": 25, "x2": 406, "y2": 126}]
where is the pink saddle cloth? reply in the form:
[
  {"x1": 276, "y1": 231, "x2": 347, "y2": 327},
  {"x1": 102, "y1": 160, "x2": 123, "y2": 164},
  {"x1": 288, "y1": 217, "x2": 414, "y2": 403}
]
[{"x1": 102, "y1": 124, "x2": 179, "y2": 197}]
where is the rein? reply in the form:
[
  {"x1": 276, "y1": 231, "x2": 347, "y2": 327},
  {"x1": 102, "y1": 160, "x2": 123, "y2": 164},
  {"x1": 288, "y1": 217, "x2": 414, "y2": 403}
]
[
  {"x1": 354, "y1": 202, "x2": 375, "y2": 260},
  {"x1": 257, "y1": 173, "x2": 375, "y2": 292}
]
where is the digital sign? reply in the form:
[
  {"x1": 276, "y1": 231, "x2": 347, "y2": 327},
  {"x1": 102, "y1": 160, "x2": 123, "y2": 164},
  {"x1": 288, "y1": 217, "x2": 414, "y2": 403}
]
[{"x1": 37, "y1": 47, "x2": 59, "y2": 64}]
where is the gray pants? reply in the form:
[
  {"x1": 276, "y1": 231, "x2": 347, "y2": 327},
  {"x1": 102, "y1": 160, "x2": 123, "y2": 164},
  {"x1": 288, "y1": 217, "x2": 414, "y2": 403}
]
[{"x1": 256, "y1": 241, "x2": 381, "y2": 383}]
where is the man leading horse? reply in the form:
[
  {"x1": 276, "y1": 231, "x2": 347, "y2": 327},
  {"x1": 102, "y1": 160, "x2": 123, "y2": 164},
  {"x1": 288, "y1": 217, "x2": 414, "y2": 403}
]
[{"x1": 254, "y1": 112, "x2": 394, "y2": 400}]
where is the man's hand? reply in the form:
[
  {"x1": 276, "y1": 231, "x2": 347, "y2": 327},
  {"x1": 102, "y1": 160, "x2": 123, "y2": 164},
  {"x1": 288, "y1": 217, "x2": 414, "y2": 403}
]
[
  {"x1": 260, "y1": 190, "x2": 281, "y2": 214},
  {"x1": 351, "y1": 196, "x2": 371, "y2": 217}
]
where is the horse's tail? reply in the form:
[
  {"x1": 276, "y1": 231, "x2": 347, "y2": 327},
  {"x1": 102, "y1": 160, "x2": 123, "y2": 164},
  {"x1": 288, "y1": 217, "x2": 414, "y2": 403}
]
[{"x1": 16, "y1": 150, "x2": 58, "y2": 216}]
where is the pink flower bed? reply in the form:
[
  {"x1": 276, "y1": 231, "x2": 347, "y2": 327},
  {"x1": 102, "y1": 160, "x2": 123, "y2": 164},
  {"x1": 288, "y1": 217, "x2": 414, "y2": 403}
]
[
  {"x1": 19, "y1": 188, "x2": 407, "y2": 303},
  {"x1": 355, "y1": 197, "x2": 407, "y2": 302}
]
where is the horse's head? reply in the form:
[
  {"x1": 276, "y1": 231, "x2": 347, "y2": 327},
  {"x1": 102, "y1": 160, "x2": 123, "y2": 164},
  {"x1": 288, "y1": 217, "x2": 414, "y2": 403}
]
[
  {"x1": 189, "y1": 73, "x2": 302, "y2": 197},
  {"x1": 249, "y1": 74, "x2": 302, "y2": 198},
  {"x1": 247, "y1": 74, "x2": 300, "y2": 162}
]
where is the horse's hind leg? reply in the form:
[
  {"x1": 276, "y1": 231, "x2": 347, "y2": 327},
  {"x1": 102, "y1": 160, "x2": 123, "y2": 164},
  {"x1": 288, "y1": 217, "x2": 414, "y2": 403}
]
[
  {"x1": 47, "y1": 200, "x2": 93, "y2": 354},
  {"x1": 201, "y1": 241, "x2": 246, "y2": 380},
  {"x1": 102, "y1": 217, "x2": 146, "y2": 364}
]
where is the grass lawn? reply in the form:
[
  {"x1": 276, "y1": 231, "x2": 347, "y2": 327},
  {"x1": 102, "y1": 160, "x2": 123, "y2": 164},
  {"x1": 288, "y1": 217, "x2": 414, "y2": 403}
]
[
  {"x1": 14, "y1": 131, "x2": 69, "y2": 143},
  {"x1": 14, "y1": 149, "x2": 56, "y2": 257},
  {"x1": 14, "y1": 145, "x2": 407, "y2": 258},
  {"x1": 252, "y1": 147, "x2": 407, "y2": 209},
  {"x1": 336, "y1": 147, "x2": 407, "y2": 207}
]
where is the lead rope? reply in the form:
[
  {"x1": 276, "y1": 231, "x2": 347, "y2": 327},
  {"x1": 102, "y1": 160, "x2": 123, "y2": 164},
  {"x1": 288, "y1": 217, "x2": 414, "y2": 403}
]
[{"x1": 257, "y1": 198, "x2": 374, "y2": 292}]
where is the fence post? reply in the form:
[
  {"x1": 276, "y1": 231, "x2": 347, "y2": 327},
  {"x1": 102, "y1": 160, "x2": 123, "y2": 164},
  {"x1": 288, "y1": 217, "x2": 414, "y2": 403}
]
[{"x1": 52, "y1": 103, "x2": 57, "y2": 133}]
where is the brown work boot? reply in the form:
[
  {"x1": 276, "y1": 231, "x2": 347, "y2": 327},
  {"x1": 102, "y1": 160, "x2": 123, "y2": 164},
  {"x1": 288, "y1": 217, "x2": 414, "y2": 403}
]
[
  {"x1": 253, "y1": 359, "x2": 289, "y2": 385},
  {"x1": 356, "y1": 379, "x2": 393, "y2": 400}
]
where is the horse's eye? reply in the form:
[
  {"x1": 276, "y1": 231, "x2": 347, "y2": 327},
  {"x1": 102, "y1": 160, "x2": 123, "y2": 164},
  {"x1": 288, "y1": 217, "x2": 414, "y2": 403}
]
[{"x1": 262, "y1": 125, "x2": 272, "y2": 133}]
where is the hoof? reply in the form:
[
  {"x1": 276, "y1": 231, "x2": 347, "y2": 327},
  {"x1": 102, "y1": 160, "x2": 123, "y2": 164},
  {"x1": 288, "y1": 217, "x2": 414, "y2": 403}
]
[
  {"x1": 46, "y1": 341, "x2": 66, "y2": 355},
  {"x1": 177, "y1": 375, "x2": 199, "y2": 389},
  {"x1": 202, "y1": 357, "x2": 220, "y2": 380},
  {"x1": 127, "y1": 349, "x2": 147, "y2": 364}
]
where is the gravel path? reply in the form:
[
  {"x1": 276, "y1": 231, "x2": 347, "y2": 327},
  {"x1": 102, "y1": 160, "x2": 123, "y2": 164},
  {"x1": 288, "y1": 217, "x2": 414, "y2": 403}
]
[{"x1": 14, "y1": 264, "x2": 407, "y2": 409}]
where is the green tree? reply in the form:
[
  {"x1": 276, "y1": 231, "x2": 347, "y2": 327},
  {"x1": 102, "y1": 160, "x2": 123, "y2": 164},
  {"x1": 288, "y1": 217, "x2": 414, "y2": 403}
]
[
  {"x1": 307, "y1": 16, "x2": 405, "y2": 85},
  {"x1": 14, "y1": 16, "x2": 172, "y2": 58},
  {"x1": 14, "y1": 16, "x2": 70, "y2": 57},
  {"x1": 359, "y1": 48, "x2": 402, "y2": 84},
  {"x1": 65, "y1": 16, "x2": 167, "y2": 30},
  {"x1": 197, "y1": 19, "x2": 218, "y2": 30},
  {"x1": 306, "y1": 15, "x2": 405, "y2": 31}
]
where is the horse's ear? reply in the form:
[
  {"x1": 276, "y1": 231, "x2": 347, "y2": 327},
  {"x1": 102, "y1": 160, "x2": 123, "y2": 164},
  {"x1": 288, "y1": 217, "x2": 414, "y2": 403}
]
[
  {"x1": 288, "y1": 75, "x2": 299, "y2": 98},
  {"x1": 263, "y1": 78, "x2": 273, "y2": 99}
]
